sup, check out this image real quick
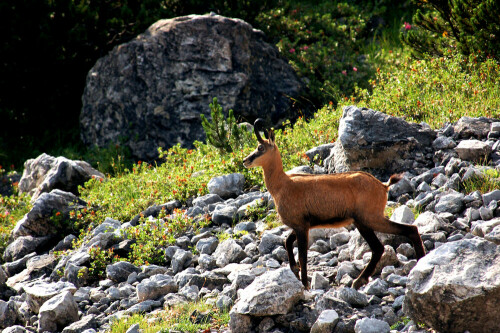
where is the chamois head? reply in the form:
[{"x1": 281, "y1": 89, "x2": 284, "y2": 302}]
[{"x1": 243, "y1": 118, "x2": 276, "y2": 168}]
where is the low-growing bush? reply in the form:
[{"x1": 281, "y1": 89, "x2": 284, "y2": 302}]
[
  {"x1": 257, "y1": 1, "x2": 374, "y2": 106},
  {"x1": 462, "y1": 169, "x2": 500, "y2": 195},
  {"x1": 356, "y1": 52, "x2": 500, "y2": 127},
  {"x1": 109, "y1": 300, "x2": 230, "y2": 333},
  {"x1": 0, "y1": 169, "x2": 31, "y2": 259}
]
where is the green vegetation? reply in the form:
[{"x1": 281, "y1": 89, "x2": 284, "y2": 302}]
[
  {"x1": 201, "y1": 97, "x2": 253, "y2": 153},
  {"x1": 401, "y1": 0, "x2": 499, "y2": 61},
  {"x1": 462, "y1": 169, "x2": 500, "y2": 195},
  {"x1": 109, "y1": 300, "x2": 230, "y2": 333},
  {"x1": 356, "y1": 52, "x2": 500, "y2": 127},
  {"x1": 0, "y1": 167, "x2": 32, "y2": 255},
  {"x1": 256, "y1": 0, "x2": 415, "y2": 107}
]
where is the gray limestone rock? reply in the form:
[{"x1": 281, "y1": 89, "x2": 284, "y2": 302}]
[
  {"x1": 38, "y1": 291, "x2": 79, "y2": 333},
  {"x1": 195, "y1": 236, "x2": 219, "y2": 255},
  {"x1": 404, "y1": 238, "x2": 500, "y2": 333},
  {"x1": 208, "y1": 173, "x2": 245, "y2": 199},
  {"x1": 354, "y1": 317, "x2": 390, "y2": 333},
  {"x1": 61, "y1": 315, "x2": 97, "y2": 333},
  {"x1": 327, "y1": 106, "x2": 436, "y2": 179},
  {"x1": 0, "y1": 300, "x2": 19, "y2": 329},
  {"x1": 455, "y1": 139, "x2": 492, "y2": 162},
  {"x1": 335, "y1": 287, "x2": 368, "y2": 307},
  {"x1": 80, "y1": 14, "x2": 303, "y2": 161},
  {"x1": 106, "y1": 261, "x2": 141, "y2": 283},
  {"x1": 311, "y1": 309, "x2": 339, "y2": 333},
  {"x1": 453, "y1": 116, "x2": 493, "y2": 139},
  {"x1": 258, "y1": 232, "x2": 284, "y2": 255},
  {"x1": 24, "y1": 281, "x2": 77, "y2": 314},
  {"x1": 434, "y1": 192, "x2": 465, "y2": 214},
  {"x1": 211, "y1": 205, "x2": 238, "y2": 225},
  {"x1": 390, "y1": 205, "x2": 415, "y2": 224},
  {"x1": 18, "y1": 153, "x2": 104, "y2": 202},
  {"x1": 171, "y1": 248, "x2": 193, "y2": 274},
  {"x1": 214, "y1": 239, "x2": 246, "y2": 267},
  {"x1": 136, "y1": 274, "x2": 178, "y2": 302},
  {"x1": 11, "y1": 189, "x2": 86, "y2": 239},
  {"x1": 232, "y1": 267, "x2": 304, "y2": 316}
]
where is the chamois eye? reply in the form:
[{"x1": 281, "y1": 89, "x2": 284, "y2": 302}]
[{"x1": 258, "y1": 145, "x2": 264, "y2": 151}]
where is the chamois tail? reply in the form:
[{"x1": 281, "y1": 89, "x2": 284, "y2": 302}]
[{"x1": 384, "y1": 173, "x2": 403, "y2": 188}]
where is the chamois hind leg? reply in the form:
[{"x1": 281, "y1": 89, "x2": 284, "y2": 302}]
[
  {"x1": 296, "y1": 230, "x2": 309, "y2": 288},
  {"x1": 285, "y1": 231, "x2": 299, "y2": 279},
  {"x1": 369, "y1": 217, "x2": 426, "y2": 260},
  {"x1": 352, "y1": 225, "x2": 384, "y2": 289}
]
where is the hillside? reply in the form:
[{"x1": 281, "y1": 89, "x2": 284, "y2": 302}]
[{"x1": 1, "y1": 0, "x2": 500, "y2": 332}]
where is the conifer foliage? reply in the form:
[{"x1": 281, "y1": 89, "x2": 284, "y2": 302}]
[
  {"x1": 401, "y1": 0, "x2": 499, "y2": 60},
  {"x1": 200, "y1": 98, "x2": 250, "y2": 153}
]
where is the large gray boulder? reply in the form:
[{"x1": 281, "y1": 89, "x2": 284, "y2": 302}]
[
  {"x1": 404, "y1": 238, "x2": 500, "y2": 333},
  {"x1": 455, "y1": 139, "x2": 492, "y2": 162},
  {"x1": 80, "y1": 13, "x2": 303, "y2": 161},
  {"x1": 208, "y1": 173, "x2": 245, "y2": 199},
  {"x1": 229, "y1": 268, "x2": 304, "y2": 332},
  {"x1": 3, "y1": 236, "x2": 51, "y2": 262},
  {"x1": 213, "y1": 239, "x2": 246, "y2": 267},
  {"x1": 18, "y1": 153, "x2": 104, "y2": 202},
  {"x1": 106, "y1": 261, "x2": 141, "y2": 283},
  {"x1": 327, "y1": 106, "x2": 436, "y2": 179}
]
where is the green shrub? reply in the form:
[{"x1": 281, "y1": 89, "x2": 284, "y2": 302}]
[
  {"x1": 201, "y1": 97, "x2": 253, "y2": 154},
  {"x1": 356, "y1": 51, "x2": 500, "y2": 127},
  {"x1": 462, "y1": 169, "x2": 500, "y2": 195},
  {"x1": 401, "y1": 0, "x2": 500, "y2": 61},
  {"x1": 257, "y1": 1, "x2": 374, "y2": 106},
  {"x1": 0, "y1": 171, "x2": 31, "y2": 260},
  {"x1": 256, "y1": 0, "x2": 415, "y2": 107},
  {"x1": 109, "y1": 300, "x2": 230, "y2": 333}
]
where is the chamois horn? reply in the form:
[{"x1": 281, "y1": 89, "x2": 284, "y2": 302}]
[{"x1": 254, "y1": 118, "x2": 267, "y2": 142}]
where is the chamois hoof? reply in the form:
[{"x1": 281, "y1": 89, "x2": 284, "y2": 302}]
[{"x1": 352, "y1": 277, "x2": 368, "y2": 290}]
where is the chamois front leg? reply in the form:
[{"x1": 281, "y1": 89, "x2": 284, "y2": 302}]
[
  {"x1": 285, "y1": 231, "x2": 299, "y2": 279},
  {"x1": 296, "y1": 230, "x2": 309, "y2": 289}
]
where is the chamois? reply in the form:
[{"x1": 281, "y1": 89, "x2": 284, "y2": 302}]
[{"x1": 243, "y1": 119, "x2": 426, "y2": 289}]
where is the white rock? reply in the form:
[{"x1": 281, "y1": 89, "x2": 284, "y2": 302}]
[
  {"x1": 232, "y1": 267, "x2": 304, "y2": 316},
  {"x1": 311, "y1": 309, "x2": 339, "y2": 333},
  {"x1": 354, "y1": 317, "x2": 390, "y2": 333},
  {"x1": 390, "y1": 205, "x2": 415, "y2": 224},
  {"x1": 38, "y1": 290, "x2": 79, "y2": 332}
]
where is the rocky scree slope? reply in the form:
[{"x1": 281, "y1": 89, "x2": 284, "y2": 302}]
[{"x1": 1, "y1": 107, "x2": 500, "y2": 333}]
